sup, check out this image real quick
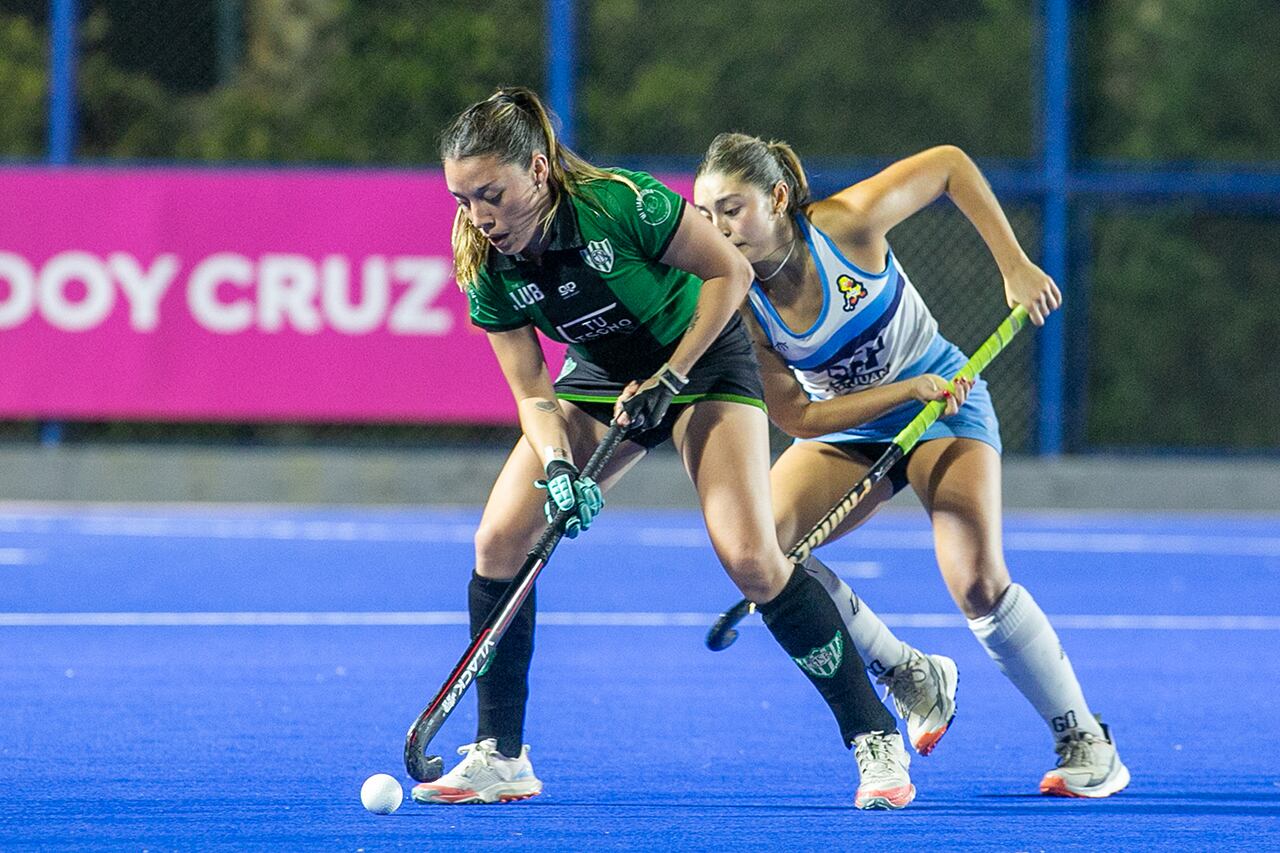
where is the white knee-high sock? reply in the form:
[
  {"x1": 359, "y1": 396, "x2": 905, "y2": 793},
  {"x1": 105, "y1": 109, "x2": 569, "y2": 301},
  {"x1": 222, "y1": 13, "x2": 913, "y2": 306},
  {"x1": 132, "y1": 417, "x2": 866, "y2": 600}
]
[
  {"x1": 968, "y1": 583, "x2": 1104, "y2": 739},
  {"x1": 802, "y1": 556, "x2": 912, "y2": 677}
]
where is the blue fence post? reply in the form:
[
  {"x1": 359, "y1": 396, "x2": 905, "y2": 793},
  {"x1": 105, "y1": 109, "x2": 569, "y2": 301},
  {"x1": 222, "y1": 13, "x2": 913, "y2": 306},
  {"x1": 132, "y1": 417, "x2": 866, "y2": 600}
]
[
  {"x1": 49, "y1": 0, "x2": 78, "y2": 166},
  {"x1": 546, "y1": 0, "x2": 577, "y2": 149},
  {"x1": 1038, "y1": 0, "x2": 1070, "y2": 456},
  {"x1": 43, "y1": 0, "x2": 79, "y2": 447}
]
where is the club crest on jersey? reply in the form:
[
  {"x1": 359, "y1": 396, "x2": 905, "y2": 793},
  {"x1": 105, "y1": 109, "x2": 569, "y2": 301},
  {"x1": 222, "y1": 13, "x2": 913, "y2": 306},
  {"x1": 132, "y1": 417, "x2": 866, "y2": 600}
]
[
  {"x1": 636, "y1": 189, "x2": 674, "y2": 226},
  {"x1": 836, "y1": 275, "x2": 869, "y2": 312},
  {"x1": 792, "y1": 631, "x2": 844, "y2": 678},
  {"x1": 582, "y1": 239, "x2": 614, "y2": 273}
]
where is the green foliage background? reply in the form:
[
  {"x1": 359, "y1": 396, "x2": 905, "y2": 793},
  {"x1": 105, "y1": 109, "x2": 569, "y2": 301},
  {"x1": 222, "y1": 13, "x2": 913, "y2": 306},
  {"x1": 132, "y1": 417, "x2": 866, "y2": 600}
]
[{"x1": 2, "y1": 0, "x2": 1278, "y2": 450}]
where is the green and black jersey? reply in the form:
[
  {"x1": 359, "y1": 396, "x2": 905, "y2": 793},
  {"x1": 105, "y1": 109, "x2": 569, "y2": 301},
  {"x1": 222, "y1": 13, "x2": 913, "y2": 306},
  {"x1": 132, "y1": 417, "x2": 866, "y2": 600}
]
[{"x1": 466, "y1": 169, "x2": 697, "y2": 375}]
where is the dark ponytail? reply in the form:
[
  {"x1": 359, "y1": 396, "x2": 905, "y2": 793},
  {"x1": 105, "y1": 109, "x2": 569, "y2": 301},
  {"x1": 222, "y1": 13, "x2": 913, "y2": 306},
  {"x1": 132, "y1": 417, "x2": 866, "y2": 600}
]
[{"x1": 696, "y1": 132, "x2": 811, "y2": 214}]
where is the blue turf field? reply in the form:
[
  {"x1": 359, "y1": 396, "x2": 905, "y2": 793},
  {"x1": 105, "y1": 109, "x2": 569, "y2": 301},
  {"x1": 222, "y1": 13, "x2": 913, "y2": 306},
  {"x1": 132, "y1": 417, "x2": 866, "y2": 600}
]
[{"x1": 2, "y1": 503, "x2": 1279, "y2": 850}]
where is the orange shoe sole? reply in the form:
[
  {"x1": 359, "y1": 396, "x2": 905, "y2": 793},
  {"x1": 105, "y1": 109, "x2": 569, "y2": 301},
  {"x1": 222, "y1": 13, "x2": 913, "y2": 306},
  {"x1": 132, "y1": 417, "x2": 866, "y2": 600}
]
[
  {"x1": 412, "y1": 785, "x2": 542, "y2": 805},
  {"x1": 1039, "y1": 775, "x2": 1079, "y2": 797},
  {"x1": 910, "y1": 666, "x2": 958, "y2": 757},
  {"x1": 913, "y1": 724, "x2": 950, "y2": 757},
  {"x1": 1038, "y1": 771, "x2": 1130, "y2": 798},
  {"x1": 855, "y1": 784, "x2": 917, "y2": 811}
]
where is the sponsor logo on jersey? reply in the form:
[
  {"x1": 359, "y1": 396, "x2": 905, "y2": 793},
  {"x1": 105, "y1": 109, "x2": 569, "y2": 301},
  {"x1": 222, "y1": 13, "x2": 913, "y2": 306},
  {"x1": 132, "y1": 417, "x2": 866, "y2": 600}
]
[
  {"x1": 792, "y1": 630, "x2": 844, "y2": 678},
  {"x1": 820, "y1": 335, "x2": 889, "y2": 391},
  {"x1": 558, "y1": 280, "x2": 580, "y2": 298},
  {"x1": 581, "y1": 239, "x2": 614, "y2": 273},
  {"x1": 636, "y1": 188, "x2": 674, "y2": 226},
  {"x1": 555, "y1": 302, "x2": 636, "y2": 343},
  {"x1": 836, "y1": 275, "x2": 869, "y2": 312}
]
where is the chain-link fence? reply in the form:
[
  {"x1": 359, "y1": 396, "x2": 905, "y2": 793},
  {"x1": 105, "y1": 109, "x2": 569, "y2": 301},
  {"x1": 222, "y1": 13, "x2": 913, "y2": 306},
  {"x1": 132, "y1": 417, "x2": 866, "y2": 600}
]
[
  {"x1": 578, "y1": 0, "x2": 1034, "y2": 159},
  {"x1": 887, "y1": 203, "x2": 1041, "y2": 454}
]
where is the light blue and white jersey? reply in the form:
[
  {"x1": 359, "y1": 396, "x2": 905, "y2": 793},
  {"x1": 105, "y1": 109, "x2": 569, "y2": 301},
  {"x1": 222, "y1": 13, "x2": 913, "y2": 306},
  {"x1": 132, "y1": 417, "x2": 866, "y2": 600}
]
[
  {"x1": 746, "y1": 214, "x2": 1002, "y2": 451},
  {"x1": 746, "y1": 215, "x2": 937, "y2": 399}
]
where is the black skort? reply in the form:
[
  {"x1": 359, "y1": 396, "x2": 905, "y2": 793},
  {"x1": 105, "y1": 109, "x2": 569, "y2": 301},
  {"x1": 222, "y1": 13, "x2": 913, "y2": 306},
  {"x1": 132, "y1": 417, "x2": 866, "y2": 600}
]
[{"x1": 555, "y1": 313, "x2": 766, "y2": 450}]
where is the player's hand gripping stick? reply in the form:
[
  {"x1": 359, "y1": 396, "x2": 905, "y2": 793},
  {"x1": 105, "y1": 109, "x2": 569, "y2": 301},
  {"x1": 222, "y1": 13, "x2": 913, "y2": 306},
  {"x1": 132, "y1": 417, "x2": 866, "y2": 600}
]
[
  {"x1": 620, "y1": 362, "x2": 688, "y2": 434},
  {"x1": 536, "y1": 460, "x2": 603, "y2": 539}
]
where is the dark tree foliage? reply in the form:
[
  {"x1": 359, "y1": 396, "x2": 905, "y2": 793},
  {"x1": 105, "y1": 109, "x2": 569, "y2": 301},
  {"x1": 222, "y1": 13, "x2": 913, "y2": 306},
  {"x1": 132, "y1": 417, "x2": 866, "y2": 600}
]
[
  {"x1": 0, "y1": 10, "x2": 46, "y2": 156},
  {"x1": 579, "y1": 0, "x2": 1033, "y2": 158},
  {"x1": 1081, "y1": 0, "x2": 1280, "y2": 162},
  {"x1": 1087, "y1": 210, "x2": 1280, "y2": 449}
]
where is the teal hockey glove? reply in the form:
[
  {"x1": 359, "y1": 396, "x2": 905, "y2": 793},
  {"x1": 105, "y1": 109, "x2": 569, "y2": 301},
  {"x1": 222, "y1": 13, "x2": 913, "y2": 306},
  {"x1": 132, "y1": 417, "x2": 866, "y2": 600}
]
[{"x1": 535, "y1": 459, "x2": 604, "y2": 538}]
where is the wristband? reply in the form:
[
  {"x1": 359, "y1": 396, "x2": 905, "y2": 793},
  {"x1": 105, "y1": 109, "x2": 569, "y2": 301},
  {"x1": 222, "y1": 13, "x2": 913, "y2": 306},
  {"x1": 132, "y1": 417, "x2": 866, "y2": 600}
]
[{"x1": 655, "y1": 362, "x2": 689, "y2": 394}]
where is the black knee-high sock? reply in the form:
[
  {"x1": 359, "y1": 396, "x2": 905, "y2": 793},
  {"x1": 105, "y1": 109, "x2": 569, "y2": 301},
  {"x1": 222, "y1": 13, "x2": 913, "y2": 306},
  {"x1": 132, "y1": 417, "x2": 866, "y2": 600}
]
[
  {"x1": 757, "y1": 563, "x2": 896, "y2": 746},
  {"x1": 469, "y1": 572, "x2": 535, "y2": 758}
]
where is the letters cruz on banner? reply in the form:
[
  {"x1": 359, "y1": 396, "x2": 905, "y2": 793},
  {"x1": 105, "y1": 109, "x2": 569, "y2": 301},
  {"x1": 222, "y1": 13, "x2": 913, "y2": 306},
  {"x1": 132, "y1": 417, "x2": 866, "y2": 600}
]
[{"x1": 0, "y1": 251, "x2": 456, "y2": 335}]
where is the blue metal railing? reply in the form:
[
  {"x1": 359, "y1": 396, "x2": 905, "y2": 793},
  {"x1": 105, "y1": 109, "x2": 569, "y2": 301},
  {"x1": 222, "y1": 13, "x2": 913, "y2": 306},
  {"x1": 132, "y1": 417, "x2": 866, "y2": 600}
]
[{"x1": 49, "y1": 0, "x2": 77, "y2": 166}]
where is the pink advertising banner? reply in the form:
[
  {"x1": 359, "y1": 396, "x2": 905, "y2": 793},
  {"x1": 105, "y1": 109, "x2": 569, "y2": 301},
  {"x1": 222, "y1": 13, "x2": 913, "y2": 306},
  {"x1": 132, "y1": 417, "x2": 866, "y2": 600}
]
[{"x1": 0, "y1": 168, "x2": 689, "y2": 424}]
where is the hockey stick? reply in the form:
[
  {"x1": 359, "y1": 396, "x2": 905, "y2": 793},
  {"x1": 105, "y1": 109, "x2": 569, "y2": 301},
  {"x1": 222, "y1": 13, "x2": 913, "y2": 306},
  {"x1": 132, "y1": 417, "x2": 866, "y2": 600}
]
[
  {"x1": 404, "y1": 421, "x2": 628, "y2": 782},
  {"x1": 705, "y1": 305, "x2": 1031, "y2": 651}
]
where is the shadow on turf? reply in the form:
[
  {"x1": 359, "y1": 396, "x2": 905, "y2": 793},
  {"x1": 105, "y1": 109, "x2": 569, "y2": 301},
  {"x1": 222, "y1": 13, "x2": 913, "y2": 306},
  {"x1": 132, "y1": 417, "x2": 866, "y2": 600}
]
[
  {"x1": 472, "y1": 794, "x2": 1280, "y2": 818},
  {"x1": 965, "y1": 791, "x2": 1280, "y2": 816},
  {"x1": 981, "y1": 791, "x2": 1280, "y2": 802}
]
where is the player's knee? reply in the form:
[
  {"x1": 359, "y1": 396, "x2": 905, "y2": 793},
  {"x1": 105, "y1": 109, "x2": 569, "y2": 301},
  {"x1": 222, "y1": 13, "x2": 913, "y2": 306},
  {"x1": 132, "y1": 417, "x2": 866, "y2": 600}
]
[
  {"x1": 718, "y1": 542, "x2": 789, "y2": 602},
  {"x1": 473, "y1": 521, "x2": 522, "y2": 580},
  {"x1": 955, "y1": 574, "x2": 1009, "y2": 619}
]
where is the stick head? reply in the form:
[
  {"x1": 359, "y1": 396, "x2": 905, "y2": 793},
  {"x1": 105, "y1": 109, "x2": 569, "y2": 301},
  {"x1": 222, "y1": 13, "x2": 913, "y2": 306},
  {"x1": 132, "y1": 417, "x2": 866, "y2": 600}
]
[
  {"x1": 405, "y1": 750, "x2": 444, "y2": 783},
  {"x1": 705, "y1": 598, "x2": 755, "y2": 651},
  {"x1": 705, "y1": 626, "x2": 739, "y2": 651}
]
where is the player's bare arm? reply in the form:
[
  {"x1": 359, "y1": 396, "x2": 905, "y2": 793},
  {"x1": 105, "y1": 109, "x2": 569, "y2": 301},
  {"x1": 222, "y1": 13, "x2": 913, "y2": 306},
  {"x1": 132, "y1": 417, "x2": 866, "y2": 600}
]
[
  {"x1": 614, "y1": 205, "x2": 755, "y2": 432},
  {"x1": 815, "y1": 145, "x2": 1060, "y2": 324},
  {"x1": 755, "y1": 346, "x2": 966, "y2": 440},
  {"x1": 487, "y1": 325, "x2": 573, "y2": 466},
  {"x1": 657, "y1": 205, "x2": 755, "y2": 377}
]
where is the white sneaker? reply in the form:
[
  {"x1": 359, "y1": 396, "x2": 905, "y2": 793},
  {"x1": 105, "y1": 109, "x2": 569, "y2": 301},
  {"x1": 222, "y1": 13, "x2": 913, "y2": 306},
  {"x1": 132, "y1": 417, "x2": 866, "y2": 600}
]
[
  {"x1": 852, "y1": 730, "x2": 916, "y2": 810},
  {"x1": 1039, "y1": 718, "x2": 1131, "y2": 798},
  {"x1": 877, "y1": 649, "x2": 958, "y2": 756},
  {"x1": 410, "y1": 739, "x2": 542, "y2": 805}
]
